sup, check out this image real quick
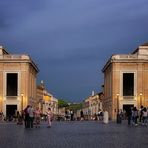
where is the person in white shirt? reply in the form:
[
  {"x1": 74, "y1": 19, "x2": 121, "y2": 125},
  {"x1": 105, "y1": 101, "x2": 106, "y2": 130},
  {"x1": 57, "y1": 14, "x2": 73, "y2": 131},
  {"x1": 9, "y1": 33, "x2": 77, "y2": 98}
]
[
  {"x1": 142, "y1": 108, "x2": 147, "y2": 126},
  {"x1": 28, "y1": 105, "x2": 34, "y2": 128},
  {"x1": 46, "y1": 108, "x2": 53, "y2": 128}
]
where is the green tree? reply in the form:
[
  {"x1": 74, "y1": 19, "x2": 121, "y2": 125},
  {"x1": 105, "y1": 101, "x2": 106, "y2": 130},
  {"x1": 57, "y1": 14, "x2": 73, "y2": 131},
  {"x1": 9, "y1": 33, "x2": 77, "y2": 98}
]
[
  {"x1": 58, "y1": 99, "x2": 69, "y2": 108},
  {"x1": 66, "y1": 103, "x2": 83, "y2": 112}
]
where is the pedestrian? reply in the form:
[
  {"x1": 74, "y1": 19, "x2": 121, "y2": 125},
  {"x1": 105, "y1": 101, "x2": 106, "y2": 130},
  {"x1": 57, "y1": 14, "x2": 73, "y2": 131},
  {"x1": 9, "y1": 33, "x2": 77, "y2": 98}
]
[
  {"x1": 103, "y1": 111, "x2": 109, "y2": 124},
  {"x1": 142, "y1": 108, "x2": 147, "y2": 126},
  {"x1": 24, "y1": 105, "x2": 30, "y2": 128},
  {"x1": 99, "y1": 111, "x2": 104, "y2": 121},
  {"x1": 28, "y1": 105, "x2": 34, "y2": 128},
  {"x1": 126, "y1": 107, "x2": 132, "y2": 126},
  {"x1": 65, "y1": 110, "x2": 68, "y2": 121},
  {"x1": 0, "y1": 111, "x2": 4, "y2": 122},
  {"x1": 17, "y1": 111, "x2": 23, "y2": 125},
  {"x1": 139, "y1": 106, "x2": 144, "y2": 123},
  {"x1": 70, "y1": 110, "x2": 74, "y2": 121},
  {"x1": 34, "y1": 107, "x2": 41, "y2": 128},
  {"x1": 80, "y1": 110, "x2": 84, "y2": 121},
  {"x1": 133, "y1": 107, "x2": 138, "y2": 126},
  {"x1": 46, "y1": 108, "x2": 53, "y2": 128}
]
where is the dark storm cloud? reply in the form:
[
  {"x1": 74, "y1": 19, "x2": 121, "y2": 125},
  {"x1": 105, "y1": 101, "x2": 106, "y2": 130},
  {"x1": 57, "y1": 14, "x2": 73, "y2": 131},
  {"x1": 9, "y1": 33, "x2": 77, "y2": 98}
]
[{"x1": 0, "y1": 0, "x2": 148, "y2": 101}]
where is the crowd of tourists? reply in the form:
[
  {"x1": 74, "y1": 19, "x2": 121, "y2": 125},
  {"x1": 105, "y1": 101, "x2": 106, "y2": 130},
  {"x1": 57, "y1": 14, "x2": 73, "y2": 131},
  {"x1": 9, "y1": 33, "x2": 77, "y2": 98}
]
[
  {"x1": 0, "y1": 106, "x2": 53, "y2": 128},
  {"x1": 57, "y1": 110, "x2": 104, "y2": 121},
  {"x1": 1, "y1": 105, "x2": 148, "y2": 127},
  {"x1": 126, "y1": 106, "x2": 148, "y2": 126},
  {"x1": 21, "y1": 105, "x2": 53, "y2": 128}
]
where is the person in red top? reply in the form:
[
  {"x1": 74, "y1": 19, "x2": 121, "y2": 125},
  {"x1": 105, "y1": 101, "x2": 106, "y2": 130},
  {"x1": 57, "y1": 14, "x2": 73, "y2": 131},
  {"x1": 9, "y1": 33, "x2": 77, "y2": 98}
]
[{"x1": 24, "y1": 105, "x2": 30, "y2": 128}]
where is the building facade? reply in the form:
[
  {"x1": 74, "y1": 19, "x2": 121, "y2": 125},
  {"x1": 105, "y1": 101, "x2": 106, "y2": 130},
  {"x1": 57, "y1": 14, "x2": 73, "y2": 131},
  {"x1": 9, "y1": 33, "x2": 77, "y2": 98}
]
[
  {"x1": 36, "y1": 81, "x2": 44, "y2": 112},
  {"x1": 83, "y1": 91, "x2": 103, "y2": 119},
  {"x1": 0, "y1": 46, "x2": 39, "y2": 117},
  {"x1": 102, "y1": 43, "x2": 148, "y2": 120},
  {"x1": 36, "y1": 81, "x2": 58, "y2": 115}
]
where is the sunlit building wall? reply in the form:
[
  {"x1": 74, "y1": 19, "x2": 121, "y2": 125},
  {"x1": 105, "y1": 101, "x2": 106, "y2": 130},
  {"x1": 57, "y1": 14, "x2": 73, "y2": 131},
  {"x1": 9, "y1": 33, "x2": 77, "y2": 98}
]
[
  {"x1": 83, "y1": 91, "x2": 103, "y2": 117},
  {"x1": 36, "y1": 82, "x2": 58, "y2": 115},
  {"x1": 0, "y1": 46, "x2": 39, "y2": 117},
  {"x1": 36, "y1": 81, "x2": 44, "y2": 112},
  {"x1": 102, "y1": 43, "x2": 148, "y2": 120}
]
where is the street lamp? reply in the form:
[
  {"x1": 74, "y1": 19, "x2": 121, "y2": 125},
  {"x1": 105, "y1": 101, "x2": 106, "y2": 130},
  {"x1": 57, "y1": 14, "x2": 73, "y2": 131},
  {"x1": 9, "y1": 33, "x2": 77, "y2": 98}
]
[
  {"x1": 21, "y1": 93, "x2": 24, "y2": 111},
  {"x1": 139, "y1": 93, "x2": 143, "y2": 108},
  {"x1": 116, "y1": 93, "x2": 119, "y2": 113},
  {"x1": 116, "y1": 93, "x2": 120, "y2": 123}
]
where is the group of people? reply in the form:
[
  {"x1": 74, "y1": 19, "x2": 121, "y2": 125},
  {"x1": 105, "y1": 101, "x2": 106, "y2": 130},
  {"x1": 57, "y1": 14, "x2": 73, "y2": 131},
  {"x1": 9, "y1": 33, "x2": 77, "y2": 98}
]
[
  {"x1": 0, "y1": 111, "x2": 4, "y2": 121},
  {"x1": 65, "y1": 110, "x2": 74, "y2": 121},
  {"x1": 18, "y1": 106, "x2": 53, "y2": 128},
  {"x1": 126, "y1": 106, "x2": 148, "y2": 126}
]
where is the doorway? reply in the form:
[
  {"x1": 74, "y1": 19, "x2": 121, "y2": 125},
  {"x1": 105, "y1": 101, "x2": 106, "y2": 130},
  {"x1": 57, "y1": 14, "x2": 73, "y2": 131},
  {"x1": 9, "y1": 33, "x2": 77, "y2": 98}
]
[
  {"x1": 123, "y1": 104, "x2": 134, "y2": 112},
  {"x1": 6, "y1": 105, "x2": 17, "y2": 120}
]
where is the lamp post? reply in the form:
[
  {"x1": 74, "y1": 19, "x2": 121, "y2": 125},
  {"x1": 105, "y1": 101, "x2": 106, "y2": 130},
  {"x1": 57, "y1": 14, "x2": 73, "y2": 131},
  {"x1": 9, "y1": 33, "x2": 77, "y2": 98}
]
[
  {"x1": 116, "y1": 93, "x2": 119, "y2": 114},
  {"x1": 116, "y1": 93, "x2": 121, "y2": 123},
  {"x1": 21, "y1": 93, "x2": 24, "y2": 111},
  {"x1": 139, "y1": 93, "x2": 142, "y2": 108}
]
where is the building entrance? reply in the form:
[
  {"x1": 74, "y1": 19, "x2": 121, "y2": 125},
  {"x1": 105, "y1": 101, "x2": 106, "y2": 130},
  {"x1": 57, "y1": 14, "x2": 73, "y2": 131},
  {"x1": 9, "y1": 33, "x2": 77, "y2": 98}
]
[
  {"x1": 6, "y1": 105, "x2": 17, "y2": 120},
  {"x1": 123, "y1": 104, "x2": 134, "y2": 112}
]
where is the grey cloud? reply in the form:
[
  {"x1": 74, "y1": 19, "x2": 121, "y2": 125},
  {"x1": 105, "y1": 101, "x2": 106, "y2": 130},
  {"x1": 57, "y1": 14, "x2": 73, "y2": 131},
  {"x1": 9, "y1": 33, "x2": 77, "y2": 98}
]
[{"x1": 0, "y1": 0, "x2": 148, "y2": 101}]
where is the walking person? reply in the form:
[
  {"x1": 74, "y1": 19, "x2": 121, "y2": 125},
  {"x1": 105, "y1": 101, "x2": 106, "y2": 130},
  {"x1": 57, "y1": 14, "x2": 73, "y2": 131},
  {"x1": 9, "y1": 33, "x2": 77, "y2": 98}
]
[
  {"x1": 34, "y1": 107, "x2": 41, "y2": 128},
  {"x1": 46, "y1": 108, "x2": 53, "y2": 128},
  {"x1": 80, "y1": 110, "x2": 84, "y2": 121},
  {"x1": 142, "y1": 108, "x2": 148, "y2": 126},
  {"x1": 28, "y1": 105, "x2": 34, "y2": 128},
  {"x1": 103, "y1": 111, "x2": 109, "y2": 124},
  {"x1": 24, "y1": 105, "x2": 30, "y2": 128},
  {"x1": 65, "y1": 110, "x2": 68, "y2": 121},
  {"x1": 17, "y1": 111, "x2": 23, "y2": 125},
  {"x1": 70, "y1": 110, "x2": 74, "y2": 121},
  {"x1": 133, "y1": 107, "x2": 138, "y2": 126},
  {"x1": 139, "y1": 106, "x2": 144, "y2": 123},
  {"x1": 126, "y1": 107, "x2": 132, "y2": 126},
  {"x1": 0, "y1": 111, "x2": 4, "y2": 122}
]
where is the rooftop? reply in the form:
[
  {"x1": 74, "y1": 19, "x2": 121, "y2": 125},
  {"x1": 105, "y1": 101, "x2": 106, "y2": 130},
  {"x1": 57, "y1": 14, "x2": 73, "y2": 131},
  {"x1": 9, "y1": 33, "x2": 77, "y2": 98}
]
[
  {"x1": 102, "y1": 42, "x2": 148, "y2": 72},
  {"x1": 0, "y1": 45, "x2": 39, "y2": 72}
]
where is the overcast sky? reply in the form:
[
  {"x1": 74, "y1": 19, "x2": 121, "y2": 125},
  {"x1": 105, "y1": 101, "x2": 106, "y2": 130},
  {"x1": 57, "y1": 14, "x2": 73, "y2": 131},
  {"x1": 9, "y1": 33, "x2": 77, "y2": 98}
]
[{"x1": 0, "y1": 0, "x2": 148, "y2": 102}]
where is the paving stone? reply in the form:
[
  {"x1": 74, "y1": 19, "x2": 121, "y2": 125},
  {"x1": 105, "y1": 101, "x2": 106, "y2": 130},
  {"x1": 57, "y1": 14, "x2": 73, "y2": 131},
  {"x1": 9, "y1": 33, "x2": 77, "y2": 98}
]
[{"x1": 0, "y1": 121, "x2": 148, "y2": 148}]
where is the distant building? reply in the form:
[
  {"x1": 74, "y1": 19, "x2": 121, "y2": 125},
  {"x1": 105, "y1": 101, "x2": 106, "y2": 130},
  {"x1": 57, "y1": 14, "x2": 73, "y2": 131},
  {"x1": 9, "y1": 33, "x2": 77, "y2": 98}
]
[
  {"x1": 0, "y1": 46, "x2": 39, "y2": 117},
  {"x1": 42, "y1": 91, "x2": 58, "y2": 115},
  {"x1": 36, "y1": 81, "x2": 44, "y2": 111},
  {"x1": 36, "y1": 81, "x2": 58, "y2": 115},
  {"x1": 83, "y1": 91, "x2": 103, "y2": 119},
  {"x1": 102, "y1": 43, "x2": 148, "y2": 120}
]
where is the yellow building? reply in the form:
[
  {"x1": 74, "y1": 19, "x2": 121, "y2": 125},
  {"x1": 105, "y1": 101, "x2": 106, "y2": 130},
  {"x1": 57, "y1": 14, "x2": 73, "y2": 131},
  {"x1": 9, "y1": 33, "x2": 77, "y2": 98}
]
[
  {"x1": 102, "y1": 43, "x2": 148, "y2": 120},
  {"x1": 43, "y1": 91, "x2": 58, "y2": 115},
  {"x1": 0, "y1": 46, "x2": 39, "y2": 117},
  {"x1": 83, "y1": 91, "x2": 103, "y2": 118},
  {"x1": 36, "y1": 81, "x2": 44, "y2": 111},
  {"x1": 36, "y1": 81, "x2": 58, "y2": 115}
]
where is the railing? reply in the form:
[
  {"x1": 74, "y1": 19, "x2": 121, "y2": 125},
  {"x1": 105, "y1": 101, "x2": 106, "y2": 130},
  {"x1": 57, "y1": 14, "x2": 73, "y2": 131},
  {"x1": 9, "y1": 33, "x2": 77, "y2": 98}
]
[
  {"x1": 112, "y1": 54, "x2": 148, "y2": 60},
  {"x1": 123, "y1": 96, "x2": 134, "y2": 100},
  {"x1": 112, "y1": 54, "x2": 138, "y2": 60},
  {"x1": 6, "y1": 96, "x2": 18, "y2": 99},
  {"x1": 0, "y1": 54, "x2": 30, "y2": 60}
]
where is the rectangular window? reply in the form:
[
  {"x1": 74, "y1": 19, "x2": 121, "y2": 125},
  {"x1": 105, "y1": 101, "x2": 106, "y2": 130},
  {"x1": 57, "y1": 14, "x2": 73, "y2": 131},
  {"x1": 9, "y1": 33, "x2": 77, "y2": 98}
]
[
  {"x1": 123, "y1": 73, "x2": 134, "y2": 96},
  {"x1": 6, "y1": 73, "x2": 18, "y2": 96}
]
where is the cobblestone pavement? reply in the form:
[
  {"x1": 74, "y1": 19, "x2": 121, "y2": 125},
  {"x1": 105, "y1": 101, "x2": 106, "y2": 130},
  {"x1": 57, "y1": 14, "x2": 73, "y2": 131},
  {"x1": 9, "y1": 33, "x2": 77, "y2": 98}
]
[{"x1": 0, "y1": 121, "x2": 148, "y2": 148}]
